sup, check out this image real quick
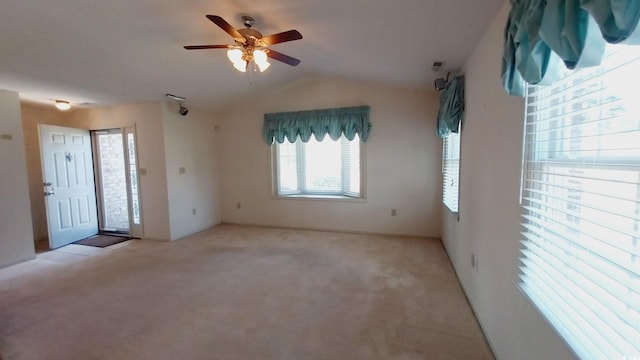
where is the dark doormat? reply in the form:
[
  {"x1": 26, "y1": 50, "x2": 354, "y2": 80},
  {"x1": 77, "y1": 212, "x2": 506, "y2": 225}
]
[{"x1": 74, "y1": 234, "x2": 130, "y2": 248}]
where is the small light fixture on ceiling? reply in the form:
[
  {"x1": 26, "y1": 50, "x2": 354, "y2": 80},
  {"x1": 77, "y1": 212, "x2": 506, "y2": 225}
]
[
  {"x1": 434, "y1": 72, "x2": 451, "y2": 92},
  {"x1": 226, "y1": 47, "x2": 270, "y2": 73},
  {"x1": 165, "y1": 94, "x2": 189, "y2": 117},
  {"x1": 54, "y1": 100, "x2": 71, "y2": 111}
]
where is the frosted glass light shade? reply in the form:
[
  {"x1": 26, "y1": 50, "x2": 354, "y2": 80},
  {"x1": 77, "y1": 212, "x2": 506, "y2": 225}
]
[
  {"x1": 55, "y1": 100, "x2": 71, "y2": 111},
  {"x1": 227, "y1": 49, "x2": 243, "y2": 63},
  {"x1": 227, "y1": 48, "x2": 270, "y2": 73},
  {"x1": 233, "y1": 61, "x2": 247, "y2": 72},
  {"x1": 254, "y1": 50, "x2": 270, "y2": 72}
]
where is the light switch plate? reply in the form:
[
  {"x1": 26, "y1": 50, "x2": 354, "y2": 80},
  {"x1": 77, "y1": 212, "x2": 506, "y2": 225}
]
[
  {"x1": 139, "y1": 168, "x2": 147, "y2": 176},
  {"x1": 179, "y1": 167, "x2": 186, "y2": 174},
  {"x1": 0, "y1": 133, "x2": 13, "y2": 140}
]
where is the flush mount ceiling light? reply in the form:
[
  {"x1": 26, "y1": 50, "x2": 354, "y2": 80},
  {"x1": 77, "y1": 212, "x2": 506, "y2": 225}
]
[
  {"x1": 54, "y1": 100, "x2": 71, "y2": 111},
  {"x1": 184, "y1": 15, "x2": 302, "y2": 73}
]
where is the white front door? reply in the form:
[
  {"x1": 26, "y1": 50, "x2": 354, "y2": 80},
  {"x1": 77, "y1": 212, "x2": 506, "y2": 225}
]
[{"x1": 39, "y1": 124, "x2": 98, "y2": 249}]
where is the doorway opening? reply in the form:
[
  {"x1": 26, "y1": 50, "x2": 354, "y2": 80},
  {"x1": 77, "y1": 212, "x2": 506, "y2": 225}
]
[
  {"x1": 92, "y1": 127, "x2": 142, "y2": 239},
  {"x1": 37, "y1": 124, "x2": 143, "y2": 250}
]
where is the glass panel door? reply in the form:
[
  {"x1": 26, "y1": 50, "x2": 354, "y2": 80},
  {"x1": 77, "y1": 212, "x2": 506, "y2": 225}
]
[
  {"x1": 91, "y1": 127, "x2": 143, "y2": 238},
  {"x1": 93, "y1": 129, "x2": 130, "y2": 233},
  {"x1": 124, "y1": 127, "x2": 142, "y2": 238}
]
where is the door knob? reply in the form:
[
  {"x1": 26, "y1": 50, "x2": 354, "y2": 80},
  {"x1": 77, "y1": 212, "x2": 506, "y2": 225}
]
[
  {"x1": 44, "y1": 191, "x2": 54, "y2": 196},
  {"x1": 43, "y1": 182, "x2": 52, "y2": 186}
]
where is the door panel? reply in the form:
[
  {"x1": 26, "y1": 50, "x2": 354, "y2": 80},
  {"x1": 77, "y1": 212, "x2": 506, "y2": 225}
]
[
  {"x1": 78, "y1": 196, "x2": 91, "y2": 224},
  {"x1": 58, "y1": 199, "x2": 73, "y2": 229},
  {"x1": 40, "y1": 124, "x2": 98, "y2": 249}
]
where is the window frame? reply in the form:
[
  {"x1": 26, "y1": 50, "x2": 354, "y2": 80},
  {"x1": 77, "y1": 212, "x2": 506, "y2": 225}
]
[
  {"x1": 442, "y1": 128, "x2": 461, "y2": 216},
  {"x1": 270, "y1": 136, "x2": 366, "y2": 201},
  {"x1": 518, "y1": 44, "x2": 640, "y2": 360}
]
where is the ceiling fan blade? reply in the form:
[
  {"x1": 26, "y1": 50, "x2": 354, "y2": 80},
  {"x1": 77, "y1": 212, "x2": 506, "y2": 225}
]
[
  {"x1": 261, "y1": 30, "x2": 303, "y2": 46},
  {"x1": 206, "y1": 15, "x2": 244, "y2": 40},
  {"x1": 184, "y1": 45, "x2": 231, "y2": 50},
  {"x1": 266, "y1": 49, "x2": 301, "y2": 66}
]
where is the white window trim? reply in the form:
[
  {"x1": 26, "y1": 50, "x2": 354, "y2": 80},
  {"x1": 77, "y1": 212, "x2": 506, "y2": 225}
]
[
  {"x1": 517, "y1": 44, "x2": 640, "y2": 360},
  {"x1": 442, "y1": 130, "x2": 461, "y2": 216},
  {"x1": 270, "y1": 138, "x2": 366, "y2": 201}
]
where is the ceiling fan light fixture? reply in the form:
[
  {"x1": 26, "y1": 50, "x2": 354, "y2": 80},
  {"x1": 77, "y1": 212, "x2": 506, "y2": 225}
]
[
  {"x1": 254, "y1": 49, "x2": 270, "y2": 72},
  {"x1": 233, "y1": 61, "x2": 247, "y2": 73},
  {"x1": 54, "y1": 100, "x2": 71, "y2": 111},
  {"x1": 256, "y1": 61, "x2": 270, "y2": 72},
  {"x1": 227, "y1": 48, "x2": 243, "y2": 63},
  {"x1": 185, "y1": 15, "x2": 302, "y2": 72},
  {"x1": 228, "y1": 48, "x2": 249, "y2": 72}
]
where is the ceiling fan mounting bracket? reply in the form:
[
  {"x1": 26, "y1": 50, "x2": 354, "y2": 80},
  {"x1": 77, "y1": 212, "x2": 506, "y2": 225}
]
[{"x1": 238, "y1": 28, "x2": 263, "y2": 44}]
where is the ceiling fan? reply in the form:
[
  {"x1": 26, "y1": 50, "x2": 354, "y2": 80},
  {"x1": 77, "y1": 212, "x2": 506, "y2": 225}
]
[{"x1": 184, "y1": 15, "x2": 303, "y2": 72}]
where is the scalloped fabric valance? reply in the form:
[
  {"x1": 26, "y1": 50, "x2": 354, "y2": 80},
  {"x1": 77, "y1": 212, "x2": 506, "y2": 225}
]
[
  {"x1": 437, "y1": 76, "x2": 465, "y2": 138},
  {"x1": 502, "y1": 0, "x2": 640, "y2": 96},
  {"x1": 263, "y1": 106, "x2": 371, "y2": 145}
]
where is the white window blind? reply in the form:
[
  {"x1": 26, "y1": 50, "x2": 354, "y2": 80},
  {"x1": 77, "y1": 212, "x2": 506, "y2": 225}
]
[
  {"x1": 275, "y1": 134, "x2": 361, "y2": 198},
  {"x1": 520, "y1": 44, "x2": 640, "y2": 359},
  {"x1": 443, "y1": 131, "x2": 460, "y2": 213}
]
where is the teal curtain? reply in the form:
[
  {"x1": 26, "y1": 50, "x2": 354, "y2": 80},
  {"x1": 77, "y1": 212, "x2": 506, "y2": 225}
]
[
  {"x1": 437, "y1": 76, "x2": 465, "y2": 138},
  {"x1": 502, "y1": 0, "x2": 640, "y2": 96},
  {"x1": 263, "y1": 106, "x2": 371, "y2": 145}
]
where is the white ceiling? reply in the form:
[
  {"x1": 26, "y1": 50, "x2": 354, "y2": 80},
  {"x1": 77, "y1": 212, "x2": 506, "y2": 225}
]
[{"x1": 0, "y1": 0, "x2": 504, "y2": 111}]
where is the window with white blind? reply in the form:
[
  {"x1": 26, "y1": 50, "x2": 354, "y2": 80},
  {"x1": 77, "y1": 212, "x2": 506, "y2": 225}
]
[
  {"x1": 520, "y1": 44, "x2": 640, "y2": 359},
  {"x1": 273, "y1": 134, "x2": 362, "y2": 198},
  {"x1": 443, "y1": 131, "x2": 461, "y2": 213}
]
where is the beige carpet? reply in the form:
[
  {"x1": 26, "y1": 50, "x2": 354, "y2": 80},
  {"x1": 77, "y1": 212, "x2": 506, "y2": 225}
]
[{"x1": 0, "y1": 225, "x2": 494, "y2": 360}]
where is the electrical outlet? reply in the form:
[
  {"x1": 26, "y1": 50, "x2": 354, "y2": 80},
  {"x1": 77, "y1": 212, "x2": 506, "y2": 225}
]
[
  {"x1": 139, "y1": 168, "x2": 147, "y2": 176},
  {"x1": 192, "y1": 208, "x2": 196, "y2": 215},
  {"x1": 179, "y1": 167, "x2": 186, "y2": 175},
  {"x1": 391, "y1": 209, "x2": 397, "y2": 216},
  {"x1": 236, "y1": 202, "x2": 241, "y2": 209}
]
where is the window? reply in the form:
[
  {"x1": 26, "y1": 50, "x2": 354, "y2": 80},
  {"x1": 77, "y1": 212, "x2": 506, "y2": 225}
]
[
  {"x1": 520, "y1": 44, "x2": 640, "y2": 359},
  {"x1": 273, "y1": 134, "x2": 362, "y2": 198},
  {"x1": 443, "y1": 131, "x2": 461, "y2": 213}
]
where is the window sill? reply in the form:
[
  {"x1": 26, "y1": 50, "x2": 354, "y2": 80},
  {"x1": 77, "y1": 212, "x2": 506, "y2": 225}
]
[{"x1": 273, "y1": 194, "x2": 366, "y2": 203}]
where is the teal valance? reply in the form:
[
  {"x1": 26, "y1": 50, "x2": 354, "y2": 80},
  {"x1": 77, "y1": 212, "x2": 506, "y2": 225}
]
[
  {"x1": 437, "y1": 76, "x2": 465, "y2": 138},
  {"x1": 263, "y1": 106, "x2": 371, "y2": 144},
  {"x1": 502, "y1": 0, "x2": 640, "y2": 96}
]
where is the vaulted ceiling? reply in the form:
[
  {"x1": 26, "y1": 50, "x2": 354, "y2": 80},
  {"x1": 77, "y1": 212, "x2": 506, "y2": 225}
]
[{"x1": 0, "y1": 0, "x2": 504, "y2": 111}]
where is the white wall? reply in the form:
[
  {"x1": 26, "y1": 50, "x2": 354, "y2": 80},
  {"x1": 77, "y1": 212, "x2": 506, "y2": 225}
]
[
  {"x1": 0, "y1": 90, "x2": 35, "y2": 267},
  {"x1": 21, "y1": 101, "x2": 221, "y2": 244},
  {"x1": 81, "y1": 103, "x2": 172, "y2": 240},
  {"x1": 441, "y1": 2, "x2": 578, "y2": 359},
  {"x1": 24, "y1": 103, "x2": 173, "y2": 242},
  {"x1": 218, "y1": 77, "x2": 441, "y2": 237},
  {"x1": 162, "y1": 102, "x2": 221, "y2": 240}
]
